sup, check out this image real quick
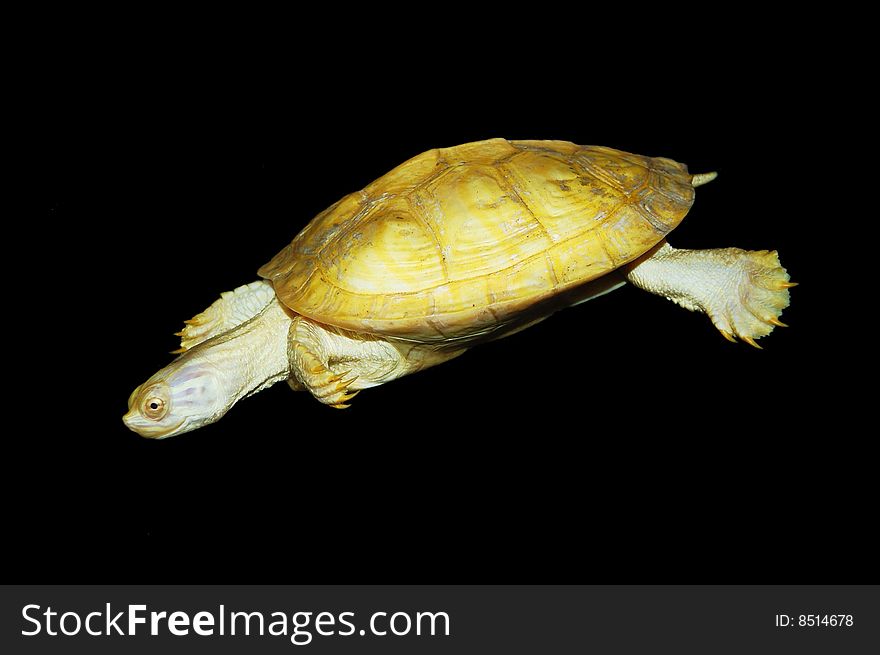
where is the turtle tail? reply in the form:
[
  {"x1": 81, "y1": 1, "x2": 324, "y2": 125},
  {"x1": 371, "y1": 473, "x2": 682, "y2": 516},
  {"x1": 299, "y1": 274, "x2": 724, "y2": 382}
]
[{"x1": 691, "y1": 171, "x2": 718, "y2": 187}]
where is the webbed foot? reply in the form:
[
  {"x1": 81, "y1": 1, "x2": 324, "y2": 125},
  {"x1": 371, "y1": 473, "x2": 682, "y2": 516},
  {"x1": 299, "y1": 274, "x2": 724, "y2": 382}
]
[
  {"x1": 626, "y1": 242, "x2": 794, "y2": 347},
  {"x1": 705, "y1": 249, "x2": 793, "y2": 346}
]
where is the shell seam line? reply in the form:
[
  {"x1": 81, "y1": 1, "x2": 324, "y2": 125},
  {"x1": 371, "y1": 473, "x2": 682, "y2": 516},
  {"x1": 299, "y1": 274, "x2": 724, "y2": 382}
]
[
  {"x1": 406, "y1": 193, "x2": 450, "y2": 281},
  {"x1": 499, "y1": 165, "x2": 556, "y2": 244}
]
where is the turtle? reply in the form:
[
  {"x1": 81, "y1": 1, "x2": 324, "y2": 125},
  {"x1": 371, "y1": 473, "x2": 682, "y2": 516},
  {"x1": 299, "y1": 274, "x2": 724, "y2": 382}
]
[{"x1": 124, "y1": 138, "x2": 794, "y2": 438}]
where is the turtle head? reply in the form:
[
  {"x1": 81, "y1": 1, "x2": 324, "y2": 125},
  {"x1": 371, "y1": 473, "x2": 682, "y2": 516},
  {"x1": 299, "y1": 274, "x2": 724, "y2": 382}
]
[{"x1": 123, "y1": 356, "x2": 228, "y2": 439}]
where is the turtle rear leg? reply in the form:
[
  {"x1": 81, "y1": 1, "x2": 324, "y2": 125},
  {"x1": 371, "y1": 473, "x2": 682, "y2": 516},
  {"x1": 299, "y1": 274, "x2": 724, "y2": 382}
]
[{"x1": 624, "y1": 241, "x2": 795, "y2": 346}]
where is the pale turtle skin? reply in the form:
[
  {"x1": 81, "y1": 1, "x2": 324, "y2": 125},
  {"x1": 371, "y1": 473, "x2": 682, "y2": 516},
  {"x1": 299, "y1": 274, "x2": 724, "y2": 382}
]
[{"x1": 124, "y1": 138, "x2": 794, "y2": 438}]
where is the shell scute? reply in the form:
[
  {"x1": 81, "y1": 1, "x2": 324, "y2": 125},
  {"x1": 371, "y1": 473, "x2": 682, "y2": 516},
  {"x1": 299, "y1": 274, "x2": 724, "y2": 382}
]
[
  {"x1": 320, "y1": 195, "x2": 445, "y2": 295},
  {"x1": 414, "y1": 163, "x2": 553, "y2": 282},
  {"x1": 573, "y1": 146, "x2": 650, "y2": 195},
  {"x1": 501, "y1": 150, "x2": 620, "y2": 244}
]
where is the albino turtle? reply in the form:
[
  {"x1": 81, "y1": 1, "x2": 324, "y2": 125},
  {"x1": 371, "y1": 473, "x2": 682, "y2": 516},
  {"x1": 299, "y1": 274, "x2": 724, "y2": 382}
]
[{"x1": 124, "y1": 138, "x2": 793, "y2": 438}]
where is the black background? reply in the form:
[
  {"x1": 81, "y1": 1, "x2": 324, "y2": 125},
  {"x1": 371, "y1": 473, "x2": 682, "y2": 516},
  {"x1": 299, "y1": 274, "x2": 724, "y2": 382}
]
[{"x1": 16, "y1": 19, "x2": 866, "y2": 584}]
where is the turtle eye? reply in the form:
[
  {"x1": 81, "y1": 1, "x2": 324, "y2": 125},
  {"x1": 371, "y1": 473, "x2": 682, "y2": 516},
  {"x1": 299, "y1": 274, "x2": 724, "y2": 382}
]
[{"x1": 143, "y1": 397, "x2": 167, "y2": 420}]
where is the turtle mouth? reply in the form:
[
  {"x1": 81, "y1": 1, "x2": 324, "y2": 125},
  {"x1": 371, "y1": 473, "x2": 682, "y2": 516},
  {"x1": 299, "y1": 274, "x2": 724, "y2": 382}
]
[{"x1": 122, "y1": 408, "x2": 185, "y2": 439}]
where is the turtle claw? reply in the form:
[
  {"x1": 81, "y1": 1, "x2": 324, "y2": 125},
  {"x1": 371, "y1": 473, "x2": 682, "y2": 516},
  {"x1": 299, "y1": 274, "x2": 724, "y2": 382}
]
[
  {"x1": 294, "y1": 345, "x2": 362, "y2": 407},
  {"x1": 327, "y1": 370, "x2": 352, "y2": 384},
  {"x1": 720, "y1": 330, "x2": 737, "y2": 343},
  {"x1": 741, "y1": 335, "x2": 763, "y2": 350},
  {"x1": 337, "y1": 375, "x2": 359, "y2": 390},
  {"x1": 768, "y1": 317, "x2": 788, "y2": 327},
  {"x1": 332, "y1": 389, "x2": 361, "y2": 408},
  {"x1": 177, "y1": 311, "x2": 220, "y2": 350},
  {"x1": 314, "y1": 373, "x2": 360, "y2": 407}
]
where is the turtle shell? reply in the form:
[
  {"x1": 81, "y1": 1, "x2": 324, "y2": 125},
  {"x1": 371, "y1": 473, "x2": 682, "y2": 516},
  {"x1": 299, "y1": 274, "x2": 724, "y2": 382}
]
[{"x1": 259, "y1": 138, "x2": 696, "y2": 342}]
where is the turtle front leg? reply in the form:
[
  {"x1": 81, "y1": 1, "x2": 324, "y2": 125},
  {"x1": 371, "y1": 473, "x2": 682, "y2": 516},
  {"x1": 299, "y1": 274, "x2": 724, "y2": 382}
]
[
  {"x1": 624, "y1": 241, "x2": 795, "y2": 347},
  {"x1": 287, "y1": 317, "x2": 467, "y2": 407},
  {"x1": 174, "y1": 280, "x2": 277, "y2": 353},
  {"x1": 287, "y1": 317, "x2": 407, "y2": 408},
  {"x1": 290, "y1": 342, "x2": 362, "y2": 408}
]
